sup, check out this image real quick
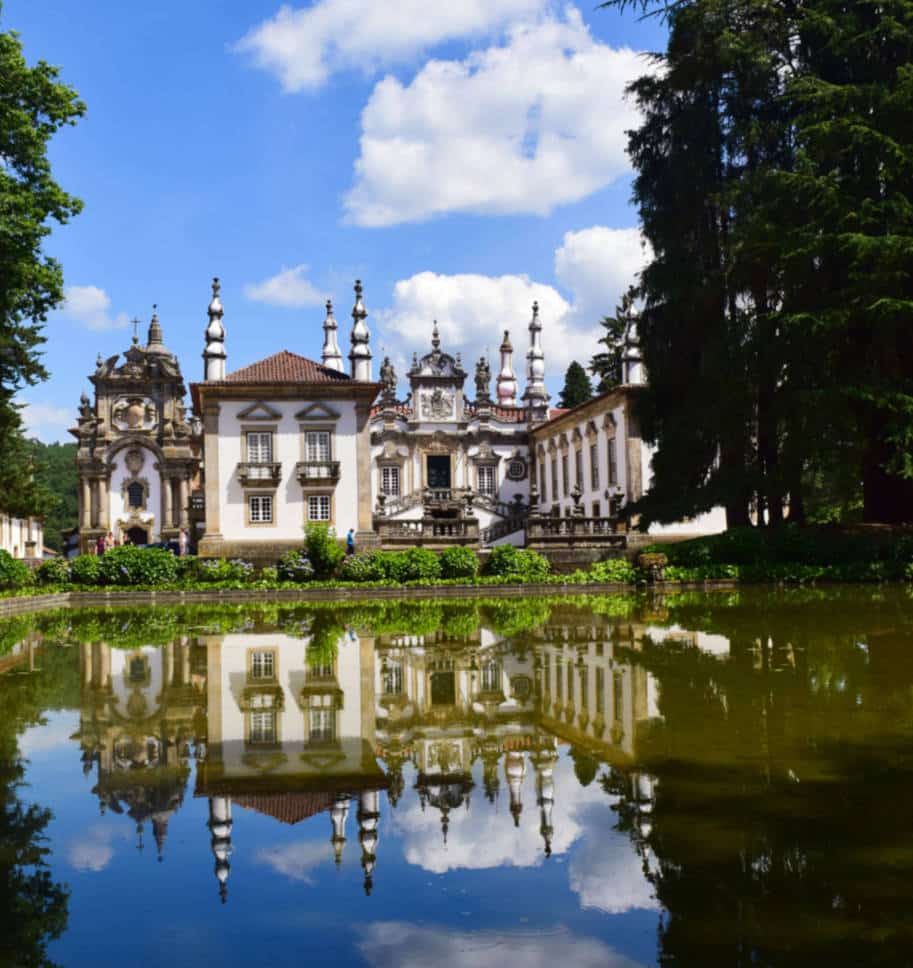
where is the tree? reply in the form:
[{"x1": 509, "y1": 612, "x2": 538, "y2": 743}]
[
  {"x1": 28, "y1": 441, "x2": 78, "y2": 551},
  {"x1": 0, "y1": 8, "x2": 84, "y2": 518},
  {"x1": 558, "y1": 361, "x2": 593, "y2": 409},
  {"x1": 590, "y1": 285, "x2": 638, "y2": 393}
]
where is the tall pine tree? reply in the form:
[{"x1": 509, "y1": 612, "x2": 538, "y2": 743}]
[{"x1": 558, "y1": 361, "x2": 593, "y2": 408}]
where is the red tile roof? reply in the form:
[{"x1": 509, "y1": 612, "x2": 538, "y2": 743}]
[
  {"x1": 224, "y1": 351, "x2": 352, "y2": 384},
  {"x1": 234, "y1": 792, "x2": 336, "y2": 825}
]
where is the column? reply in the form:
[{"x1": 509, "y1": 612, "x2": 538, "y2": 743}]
[
  {"x1": 179, "y1": 477, "x2": 190, "y2": 529},
  {"x1": 80, "y1": 478, "x2": 91, "y2": 529},
  {"x1": 98, "y1": 477, "x2": 110, "y2": 531},
  {"x1": 202, "y1": 402, "x2": 222, "y2": 540},
  {"x1": 163, "y1": 476, "x2": 173, "y2": 530}
]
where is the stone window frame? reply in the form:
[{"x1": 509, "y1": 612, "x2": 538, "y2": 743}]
[
  {"x1": 299, "y1": 425, "x2": 334, "y2": 463},
  {"x1": 246, "y1": 708, "x2": 281, "y2": 747},
  {"x1": 246, "y1": 492, "x2": 275, "y2": 526},
  {"x1": 121, "y1": 476, "x2": 150, "y2": 512},
  {"x1": 589, "y1": 441, "x2": 600, "y2": 490},
  {"x1": 379, "y1": 463, "x2": 402, "y2": 497},
  {"x1": 241, "y1": 425, "x2": 277, "y2": 464},
  {"x1": 306, "y1": 492, "x2": 334, "y2": 524},
  {"x1": 574, "y1": 448, "x2": 584, "y2": 491},
  {"x1": 247, "y1": 648, "x2": 278, "y2": 683},
  {"x1": 476, "y1": 462, "x2": 498, "y2": 497},
  {"x1": 561, "y1": 453, "x2": 569, "y2": 498},
  {"x1": 604, "y1": 413, "x2": 619, "y2": 487}
]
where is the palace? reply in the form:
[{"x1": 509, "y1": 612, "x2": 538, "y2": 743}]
[{"x1": 71, "y1": 277, "x2": 723, "y2": 556}]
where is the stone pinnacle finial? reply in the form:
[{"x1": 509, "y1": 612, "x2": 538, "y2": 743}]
[{"x1": 431, "y1": 320, "x2": 440, "y2": 352}]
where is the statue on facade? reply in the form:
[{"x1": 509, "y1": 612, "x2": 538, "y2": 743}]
[
  {"x1": 475, "y1": 356, "x2": 491, "y2": 402},
  {"x1": 380, "y1": 356, "x2": 397, "y2": 404}
]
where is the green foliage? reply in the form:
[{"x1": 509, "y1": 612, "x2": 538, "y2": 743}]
[
  {"x1": 97, "y1": 546, "x2": 178, "y2": 586},
  {"x1": 558, "y1": 361, "x2": 593, "y2": 409},
  {"x1": 483, "y1": 598, "x2": 551, "y2": 637},
  {"x1": 440, "y1": 602, "x2": 480, "y2": 638},
  {"x1": 586, "y1": 558, "x2": 640, "y2": 583},
  {"x1": 439, "y1": 546, "x2": 479, "y2": 580},
  {"x1": 0, "y1": 19, "x2": 84, "y2": 522},
  {"x1": 27, "y1": 440, "x2": 78, "y2": 551},
  {"x1": 34, "y1": 557, "x2": 70, "y2": 586},
  {"x1": 0, "y1": 550, "x2": 31, "y2": 590},
  {"x1": 400, "y1": 547, "x2": 442, "y2": 581},
  {"x1": 69, "y1": 554, "x2": 101, "y2": 585},
  {"x1": 484, "y1": 544, "x2": 550, "y2": 581},
  {"x1": 193, "y1": 557, "x2": 255, "y2": 583},
  {"x1": 304, "y1": 523, "x2": 345, "y2": 579},
  {"x1": 338, "y1": 552, "x2": 385, "y2": 582},
  {"x1": 276, "y1": 550, "x2": 315, "y2": 582}
]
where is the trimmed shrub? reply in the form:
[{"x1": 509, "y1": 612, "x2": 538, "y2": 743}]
[
  {"x1": 401, "y1": 547, "x2": 442, "y2": 581},
  {"x1": 588, "y1": 558, "x2": 639, "y2": 583},
  {"x1": 372, "y1": 551, "x2": 410, "y2": 583},
  {"x1": 439, "y1": 546, "x2": 479, "y2": 580},
  {"x1": 0, "y1": 550, "x2": 31, "y2": 590},
  {"x1": 194, "y1": 558, "x2": 255, "y2": 583},
  {"x1": 35, "y1": 557, "x2": 71, "y2": 586},
  {"x1": 277, "y1": 549, "x2": 315, "y2": 582},
  {"x1": 484, "y1": 544, "x2": 550, "y2": 581},
  {"x1": 305, "y1": 524, "x2": 345, "y2": 579},
  {"x1": 338, "y1": 553, "x2": 384, "y2": 582},
  {"x1": 98, "y1": 546, "x2": 179, "y2": 586},
  {"x1": 69, "y1": 554, "x2": 102, "y2": 586}
]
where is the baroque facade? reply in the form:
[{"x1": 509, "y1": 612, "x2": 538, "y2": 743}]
[{"x1": 73, "y1": 277, "x2": 721, "y2": 555}]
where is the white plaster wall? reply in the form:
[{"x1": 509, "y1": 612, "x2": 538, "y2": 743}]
[
  {"x1": 641, "y1": 441, "x2": 727, "y2": 536},
  {"x1": 110, "y1": 647, "x2": 164, "y2": 717},
  {"x1": 109, "y1": 445, "x2": 161, "y2": 542},
  {"x1": 0, "y1": 514, "x2": 43, "y2": 556},
  {"x1": 218, "y1": 399, "x2": 360, "y2": 542}
]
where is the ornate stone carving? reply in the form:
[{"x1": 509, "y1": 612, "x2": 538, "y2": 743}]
[
  {"x1": 124, "y1": 448, "x2": 145, "y2": 476},
  {"x1": 380, "y1": 356, "x2": 397, "y2": 404},
  {"x1": 422, "y1": 388, "x2": 454, "y2": 420},
  {"x1": 474, "y1": 357, "x2": 491, "y2": 401}
]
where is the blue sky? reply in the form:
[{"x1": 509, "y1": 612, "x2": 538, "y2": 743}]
[{"x1": 7, "y1": 0, "x2": 666, "y2": 442}]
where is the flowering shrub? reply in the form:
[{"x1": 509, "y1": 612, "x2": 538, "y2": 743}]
[
  {"x1": 0, "y1": 550, "x2": 31, "y2": 590},
  {"x1": 98, "y1": 546, "x2": 178, "y2": 586},
  {"x1": 439, "y1": 546, "x2": 479, "y2": 580},
  {"x1": 338, "y1": 553, "x2": 384, "y2": 582},
  {"x1": 69, "y1": 554, "x2": 102, "y2": 585},
  {"x1": 277, "y1": 550, "x2": 315, "y2": 582},
  {"x1": 194, "y1": 558, "x2": 255, "y2": 583},
  {"x1": 35, "y1": 557, "x2": 71, "y2": 586},
  {"x1": 304, "y1": 524, "x2": 345, "y2": 579}
]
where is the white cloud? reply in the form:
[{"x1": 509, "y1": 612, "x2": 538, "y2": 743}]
[
  {"x1": 63, "y1": 285, "x2": 129, "y2": 332},
  {"x1": 379, "y1": 224, "x2": 646, "y2": 387},
  {"x1": 19, "y1": 712, "x2": 77, "y2": 755},
  {"x1": 257, "y1": 840, "x2": 331, "y2": 883},
  {"x1": 244, "y1": 265, "x2": 325, "y2": 308},
  {"x1": 67, "y1": 824, "x2": 122, "y2": 873},
  {"x1": 236, "y1": 0, "x2": 548, "y2": 92},
  {"x1": 358, "y1": 923, "x2": 648, "y2": 968},
  {"x1": 20, "y1": 401, "x2": 75, "y2": 444},
  {"x1": 345, "y1": 10, "x2": 645, "y2": 226}
]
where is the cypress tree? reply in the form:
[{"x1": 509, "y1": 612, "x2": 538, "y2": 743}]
[{"x1": 558, "y1": 361, "x2": 593, "y2": 409}]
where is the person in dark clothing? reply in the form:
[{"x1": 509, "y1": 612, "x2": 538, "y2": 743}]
[{"x1": 346, "y1": 529, "x2": 355, "y2": 555}]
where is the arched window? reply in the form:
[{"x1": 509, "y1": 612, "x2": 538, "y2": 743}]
[{"x1": 127, "y1": 481, "x2": 145, "y2": 509}]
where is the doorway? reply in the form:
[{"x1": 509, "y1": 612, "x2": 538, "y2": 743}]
[
  {"x1": 427, "y1": 455, "x2": 451, "y2": 490},
  {"x1": 126, "y1": 526, "x2": 149, "y2": 546}
]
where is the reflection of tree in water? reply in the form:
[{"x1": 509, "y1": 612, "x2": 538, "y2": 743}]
[
  {"x1": 0, "y1": 649, "x2": 74, "y2": 967},
  {"x1": 608, "y1": 625, "x2": 913, "y2": 967}
]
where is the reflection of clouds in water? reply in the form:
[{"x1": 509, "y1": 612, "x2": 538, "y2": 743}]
[
  {"x1": 67, "y1": 824, "x2": 119, "y2": 872},
  {"x1": 392, "y1": 754, "x2": 657, "y2": 914},
  {"x1": 20, "y1": 712, "x2": 79, "y2": 756},
  {"x1": 358, "y1": 922, "x2": 649, "y2": 968},
  {"x1": 257, "y1": 840, "x2": 330, "y2": 884},
  {"x1": 568, "y1": 804, "x2": 658, "y2": 914}
]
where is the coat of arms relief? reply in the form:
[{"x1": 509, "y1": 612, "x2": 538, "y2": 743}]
[{"x1": 421, "y1": 388, "x2": 455, "y2": 420}]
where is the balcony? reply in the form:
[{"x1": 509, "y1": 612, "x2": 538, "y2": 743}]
[
  {"x1": 237, "y1": 461, "x2": 282, "y2": 487},
  {"x1": 376, "y1": 516, "x2": 480, "y2": 547},
  {"x1": 526, "y1": 514, "x2": 627, "y2": 549},
  {"x1": 295, "y1": 460, "x2": 341, "y2": 486}
]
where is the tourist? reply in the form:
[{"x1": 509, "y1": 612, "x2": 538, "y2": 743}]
[
  {"x1": 95, "y1": 534, "x2": 105, "y2": 556},
  {"x1": 105, "y1": 531, "x2": 114, "y2": 552},
  {"x1": 346, "y1": 528, "x2": 355, "y2": 556},
  {"x1": 178, "y1": 528, "x2": 189, "y2": 557}
]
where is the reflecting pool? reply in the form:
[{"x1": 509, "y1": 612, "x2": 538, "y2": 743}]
[{"x1": 4, "y1": 587, "x2": 913, "y2": 966}]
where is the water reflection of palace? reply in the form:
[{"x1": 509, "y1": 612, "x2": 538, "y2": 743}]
[{"x1": 74, "y1": 615, "x2": 662, "y2": 900}]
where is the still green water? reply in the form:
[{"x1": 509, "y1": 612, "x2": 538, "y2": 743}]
[{"x1": 3, "y1": 587, "x2": 913, "y2": 967}]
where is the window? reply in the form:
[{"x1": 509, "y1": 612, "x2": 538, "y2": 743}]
[
  {"x1": 310, "y1": 662, "x2": 334, "y2": 679},
  {"x1": 309, "y1": 707, "x2": 335, "y2": 743},
  {"x1": 383, "y1": 660, "x2": 403, "y2": 696},
  {"x1": 480, "y1": 660, "x2": 501, "y2": 692},
  {"x1": 613, "y1": 672, "x2": 624, "y2": 724},
  {"x1": 592, "y1": 501, "x2": 601, "y2": 518},
  {"x1": 247, "y1": 431, "x2": 273, "y2": 464},
  {"x1": 305, "y1": 431, "x2": 331, "y2": 462},
  {"x1": 561, "y1": 455, "x2": 569, "y2": 497},
  {"x1": 596, "y1": 667, "x2": 605, "y2": 715},
  {"x1": 507, "y1": 459, "x2": 526, "y2": 480},
  {"x1": 308, "y1": 494, "x2": 331, "y2": 522},
  {"x1": 539, "y1": 462, "x2": 547, "y2": 502},
  {"x1": 551, "y1": 460, "x2": 558, "y2": 500},
  {"x1": 477, "y1": 465, "x2": 496, "y2": 496},
  {"x1": 250, "y1": 651, "x2": 275, "y2": 680},
  {"x1": 590, "y1": 443, "x2": 599, "y2": 489},
  {"x1": 575, "y1": 449, "x2": 583, "y2": 489},
  {"x1": 249, "y1": 494, "x2": 273, "y2": 524},
  {"x1": 381, "y1": 465, "x2": 400, "y2": 497},
  {"x1": 249, "y1": 710, "x2": 277, "y2": 744},
  {"x1": 608, "y1": 437, "x2": 618, "y2": 485},
  {"x1": 127, "y1": 481, "x2": 145, "y2": 509}
]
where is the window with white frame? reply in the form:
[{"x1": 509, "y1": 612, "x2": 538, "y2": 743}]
[
  {"x1": 480, "y1": 660, "x2": 501, "y2": 692},
  {"x1": 246, "y1": 431, "x2": 273, "y2": 464},
  {"x1": 305, "y1": 430, "x2": 331, "y2": 462},
  {"x1": 477, "y1": 464, "x2": 496, "y2": 496},
  {"x1": 590, "y1": 443, "x2": 599, "y2": 489},
  {"x1": 561, "y1": 455, "x2": 569, "y2": 497},
  {"x1": 381, "y1": 465, "x2": 401, "y2": 497},
  {"x1": 249, "y1": 494, "x2": 273, "y2": 524},
  {"x1": 608, "y1": 437, "x2": 618, "y2": 485},
  {"x1": 539, "y1": 462, "x2": 547, "y2": 502},
  {"x1": 250, "y1": 651, "x2": 275, "y2": 680},
  {"x1": 248, "y1": 710, "x2": 277, "y2": 744},
  {"x1": 575, "y1": 449, "x2": 583, "y2": 489},
  {"x1": 383, "y1": 660, "x2": 403, "y2": 695},
  {"x1": 551, "y1": 459, "x2": 558, "y2": 500},
  {"x1": 308, "y1": 494, "x2": 331, "y2": 522},
  {"x1": 309, "y1": 706, "x2": 335, "y2": 743}
]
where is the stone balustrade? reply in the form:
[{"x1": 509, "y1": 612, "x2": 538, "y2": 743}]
[{"x1": 526, "y1": 514, "x2": 627, "y2": 548}]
